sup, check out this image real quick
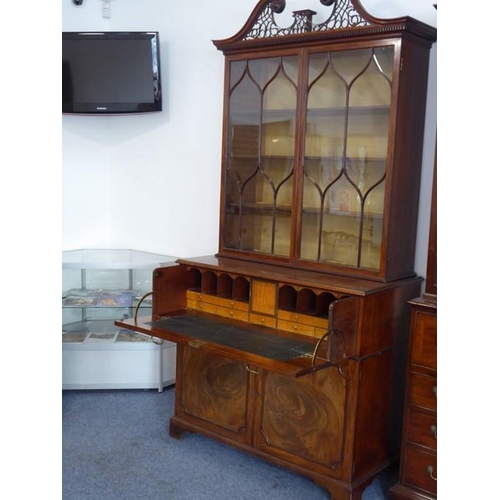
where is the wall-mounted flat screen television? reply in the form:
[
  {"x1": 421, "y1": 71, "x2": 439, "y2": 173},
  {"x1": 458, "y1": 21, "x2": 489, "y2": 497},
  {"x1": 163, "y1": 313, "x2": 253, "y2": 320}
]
[{"x1": 62, "y1": 31, "x2": 162, "y2": 114}]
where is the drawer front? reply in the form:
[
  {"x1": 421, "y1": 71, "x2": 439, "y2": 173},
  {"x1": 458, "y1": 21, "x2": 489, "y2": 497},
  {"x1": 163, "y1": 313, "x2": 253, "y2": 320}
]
[
  {"x1": 409, "y1": 372, "x2": 437, "y2": 412},
  {"x1": 187, "y1": 298, "x2": 218, "y2": 314},
  {"x1": 187, "y1": 292, "x2": 249, "y2": 322},
  {"x1": 186, "y1": 291, "x2": 249, "y2": 312},
  {"x1": 249, "y1": 313, "x2": 277, "y2": 329},
  {"x1": 402, "y1": 445, "x2": 437, "y2": 495},
  {"x1": 406, "y1": 408, "x2": 437, "y2": 451},
  {"x1": 217, "y1": 307, "x2": 249, "y2": 322},
  {"x1": 277, "y1": 319, "x2": 316, "y2": 337},
  {"x1": 411, "y1": 309, "x2": 437, "y2": 370},
  {"x1": 277, "y1": 310, "x2": 328, "y2": 329}
]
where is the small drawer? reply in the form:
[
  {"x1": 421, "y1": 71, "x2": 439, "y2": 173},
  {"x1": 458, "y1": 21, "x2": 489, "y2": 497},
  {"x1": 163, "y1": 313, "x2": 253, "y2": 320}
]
[
  {"x1": 406, "y1": 408, "x2": 437, "y2": 451},
  {"x1": 186, "y1": 290, "x2": 203, "y2": 302},
  {"x1": 187, "y1": 292, "x2": 249, "y2": 316},
  {"x1": 249, "y1": 313, "x2": 277, "y2": 329},
  {"x1": 277, "y1": 310, "x2": 328, "y2": 329},
  {"x1": 186, "y1": 298, "x2": 198, "y2": 310},
  {"x1": 217, "y1": 306, "x2": 249, "y2": 322},
  {"x1": 402, "y1": 445, "x2": 437, "y2": 495},
  {"x1": 277, "y1": 319, "x2": 316, "y2": 337},
  {"x1": 187, "y1": 298, "x2": 218, "y2": 314},
  {"x1": 207, "y1": 295, "x2": 249, "y2": 312},
  {"x1": 409, "y1": 372, "x2": 437, "y2": 412}
]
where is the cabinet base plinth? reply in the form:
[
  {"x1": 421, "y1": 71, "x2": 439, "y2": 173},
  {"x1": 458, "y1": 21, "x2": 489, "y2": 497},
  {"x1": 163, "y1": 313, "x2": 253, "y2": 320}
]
[
  {"x1": 388, "y1": 482, "x2": 436, "y2": 500},
  {"x1": 168, "y1": 415, "x2": 391, "y2": 500}
]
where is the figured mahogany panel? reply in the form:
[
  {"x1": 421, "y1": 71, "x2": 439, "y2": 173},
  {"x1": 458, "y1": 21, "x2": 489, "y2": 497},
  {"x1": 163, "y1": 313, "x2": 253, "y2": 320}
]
[
  {"x1": 250, "y1": 280, "x2": 277, "y2": 316},
  {"x1": 178, "y1": 346, "x2": 251, "y2": 440},
  {"x1": 256, "y1": 367, "x2": 348, "y2": 473}
]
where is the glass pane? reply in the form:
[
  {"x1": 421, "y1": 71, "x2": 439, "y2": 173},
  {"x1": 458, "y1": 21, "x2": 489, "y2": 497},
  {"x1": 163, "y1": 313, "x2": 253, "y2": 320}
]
[
  {"x1": 223, "y1": 56, "x2": 298, "y2": 256},
  {"x1": 300, "y1": 46, "x2": 394, "y2": 270}
]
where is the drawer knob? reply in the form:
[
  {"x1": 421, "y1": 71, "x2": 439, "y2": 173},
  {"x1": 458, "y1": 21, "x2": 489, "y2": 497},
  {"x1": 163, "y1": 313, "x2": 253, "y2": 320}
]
[
  {"x1": 432, "y1": 386, "x2": 437, "y2": 397},
  {"x1": 430, "y1": 424, "x2": 437, "y2": 439},
  {"x1": 426, "y1": 465, "x2": 437, "y2": 482}
]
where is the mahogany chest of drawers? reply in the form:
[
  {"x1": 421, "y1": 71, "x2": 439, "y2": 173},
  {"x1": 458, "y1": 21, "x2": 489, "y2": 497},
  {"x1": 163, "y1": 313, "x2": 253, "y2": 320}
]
[{"x1": 389, "y1": 297, "x2": 437, "y2": 499}]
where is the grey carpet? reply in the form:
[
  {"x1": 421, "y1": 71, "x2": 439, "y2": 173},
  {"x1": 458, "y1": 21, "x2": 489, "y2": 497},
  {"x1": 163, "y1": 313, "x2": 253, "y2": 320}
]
[{"x1": 62, "y1": 387, "x2": 396, "y2": 499}]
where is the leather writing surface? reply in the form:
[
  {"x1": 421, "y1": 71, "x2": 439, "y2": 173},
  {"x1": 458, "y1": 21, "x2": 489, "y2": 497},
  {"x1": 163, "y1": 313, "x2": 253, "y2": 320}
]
[{"x1": 147, "y1": 314, "x2": 312, "y2": 361}]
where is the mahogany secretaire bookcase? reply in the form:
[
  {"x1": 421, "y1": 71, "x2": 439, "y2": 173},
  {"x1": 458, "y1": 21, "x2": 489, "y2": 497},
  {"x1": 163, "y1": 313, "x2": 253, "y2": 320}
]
[{"x1": 117, "y1": 1, "x2": 437, "y2": 498}]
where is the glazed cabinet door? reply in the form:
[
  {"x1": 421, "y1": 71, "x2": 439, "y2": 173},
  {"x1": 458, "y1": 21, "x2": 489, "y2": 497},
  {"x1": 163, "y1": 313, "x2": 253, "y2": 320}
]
[
  {"x1": 299, "y1": 44, "x2": 394, "y2": 273},
  {"x1": 222, "y1": 53, "x2": 299, "y2": 259},
  {"x1": 173, "y1": 344, "x2": 255, "y2": 445}
]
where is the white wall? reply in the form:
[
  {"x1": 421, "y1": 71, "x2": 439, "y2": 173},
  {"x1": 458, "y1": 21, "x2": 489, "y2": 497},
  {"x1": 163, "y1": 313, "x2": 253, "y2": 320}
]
[{"x1": 62, "y1": 0, "x2": 437, "y2": 277}]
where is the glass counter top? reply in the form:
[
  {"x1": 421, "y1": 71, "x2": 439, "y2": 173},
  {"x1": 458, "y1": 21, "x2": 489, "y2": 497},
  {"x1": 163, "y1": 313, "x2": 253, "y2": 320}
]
[{"x1": 62, "y1": 249, "x2": 177, "y2": 269}]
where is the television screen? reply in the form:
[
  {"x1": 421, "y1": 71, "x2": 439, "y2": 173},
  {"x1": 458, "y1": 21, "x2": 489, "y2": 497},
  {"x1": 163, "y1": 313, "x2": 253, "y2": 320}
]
[{"x1": 62, "y1": 32, "x2": 162, "y2": 114}]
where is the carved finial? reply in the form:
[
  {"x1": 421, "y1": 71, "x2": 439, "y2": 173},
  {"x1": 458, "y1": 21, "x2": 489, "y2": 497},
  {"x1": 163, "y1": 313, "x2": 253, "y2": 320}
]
[
  {"x1": 270, "y1": 0, "x2": 286, "y2": 13},
  {"x1": 293, "y1": 10, "x2": 317, "y2": 32}
]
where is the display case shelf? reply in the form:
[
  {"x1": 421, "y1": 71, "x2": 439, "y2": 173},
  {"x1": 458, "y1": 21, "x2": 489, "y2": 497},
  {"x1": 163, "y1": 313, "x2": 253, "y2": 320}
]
[{"x1": 62, "y1": 249, "x2": 177, "y2": 391}]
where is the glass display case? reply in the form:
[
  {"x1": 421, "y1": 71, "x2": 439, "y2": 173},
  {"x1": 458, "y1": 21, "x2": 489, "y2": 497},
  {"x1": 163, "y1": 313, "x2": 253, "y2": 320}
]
[{"x1": 62, "y1": 249, "x2": 177, "y2": 391}]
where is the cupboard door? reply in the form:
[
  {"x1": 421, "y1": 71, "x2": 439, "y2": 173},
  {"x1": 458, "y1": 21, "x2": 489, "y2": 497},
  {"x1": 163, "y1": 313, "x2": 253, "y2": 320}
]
[
  {"x1": 300, "y1": 45, "x2": 394, "y2": 272},
  {"x1": 176, "y1": 345, "x2": 253, "y2": 444},
  {"x1": 255, "y1": 367, "x2": 348, "y2": 477},
  {"x1": 223, "y1": 55, "x2": 299, "y2": 257}
]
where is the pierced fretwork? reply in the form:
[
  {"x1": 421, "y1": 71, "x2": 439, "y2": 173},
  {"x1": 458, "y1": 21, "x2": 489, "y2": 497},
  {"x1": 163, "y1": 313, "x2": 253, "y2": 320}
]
[{"x1": 243, "y1": 0, "x2": 370, "y2": 41}]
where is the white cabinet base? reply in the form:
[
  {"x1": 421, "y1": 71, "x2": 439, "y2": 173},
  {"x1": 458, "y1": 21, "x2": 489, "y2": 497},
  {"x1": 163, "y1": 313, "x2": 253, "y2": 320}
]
[{"x1": 62, "y1": 340, "x2": 176, "y2": 391}]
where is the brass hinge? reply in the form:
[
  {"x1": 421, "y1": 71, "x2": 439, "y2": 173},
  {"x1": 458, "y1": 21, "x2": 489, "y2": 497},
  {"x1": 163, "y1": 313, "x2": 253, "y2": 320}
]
[{"x1": 188, "y1": 340, "x2": 207, "y2": 349}]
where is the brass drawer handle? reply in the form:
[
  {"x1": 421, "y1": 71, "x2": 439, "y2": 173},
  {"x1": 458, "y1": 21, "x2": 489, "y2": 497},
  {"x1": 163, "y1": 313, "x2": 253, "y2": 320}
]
[
  {"x1": 430, "y1": 424, "x2": 437, "y2": 439},
  {"x1": 246, "y1": 365, "x2": 259, "y2": 375},
  {"x1": 426, "y1": 465, "x2": 437, "y2": 482}
]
